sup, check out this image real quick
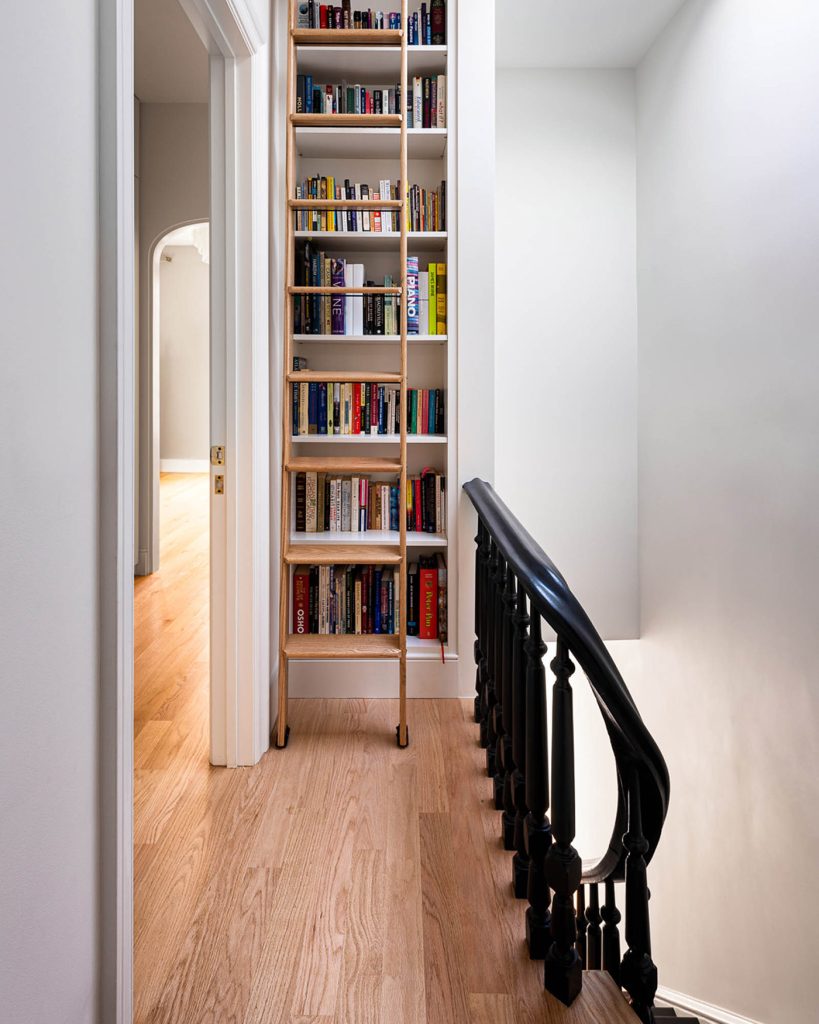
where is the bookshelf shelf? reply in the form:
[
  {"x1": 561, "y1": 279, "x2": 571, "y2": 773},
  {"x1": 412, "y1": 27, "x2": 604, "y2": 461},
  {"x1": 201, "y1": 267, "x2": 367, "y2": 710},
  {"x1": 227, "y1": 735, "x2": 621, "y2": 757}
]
[
  {"x1": 278, "y1": 1, "x2": 455, "y2": 747},
  {"x1": 290, "y1": 433, "x2": 446, "y2": 444},
  {"x1": 295, "y1": 126, "x2": 447, "y2": 159},
  {"x1": 294, "y1": 231, "x2": 447, "y2": 253},
  {"x1": 294, "y1": 332, "x2": 447, "y2": 344},
  {"x1": 289, "y1": 530, "x2": 447, "y2": 548},
  {"x1": 284, "y1": 633, "x2": 401, "y2": 659}
]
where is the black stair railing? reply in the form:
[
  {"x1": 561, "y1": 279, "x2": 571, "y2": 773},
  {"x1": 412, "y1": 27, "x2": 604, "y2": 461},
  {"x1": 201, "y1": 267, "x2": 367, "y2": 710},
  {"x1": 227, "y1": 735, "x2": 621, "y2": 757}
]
[{"x1": 465, "y1": 479, "x2": 670, "y2": 1022}]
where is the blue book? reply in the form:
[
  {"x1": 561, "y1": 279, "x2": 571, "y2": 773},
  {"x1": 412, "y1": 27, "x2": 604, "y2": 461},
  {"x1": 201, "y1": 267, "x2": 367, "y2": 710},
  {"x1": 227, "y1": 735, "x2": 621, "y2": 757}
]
[
  {"x1": 317, "y1": 382, "x2": 327, "y2": 435},
  {"x1": 305, "y1": 74, "x2": 313, "y2": 113},
  {"x1": 292, "y1": 381, "x2": 299, "y2": 435},
  {"x1": 308, "y1": 382, "x2": 318, "y2": 433},
  {"x1": 406, "y1": 256, "x2": 419, "y2": 334}
]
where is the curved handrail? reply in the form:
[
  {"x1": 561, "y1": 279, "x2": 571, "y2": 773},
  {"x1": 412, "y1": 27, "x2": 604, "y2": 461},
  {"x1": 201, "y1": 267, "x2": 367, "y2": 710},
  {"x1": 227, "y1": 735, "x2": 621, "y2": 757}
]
[{"x1": 464, "y1": 478, "x2": 670, "y2": 882}]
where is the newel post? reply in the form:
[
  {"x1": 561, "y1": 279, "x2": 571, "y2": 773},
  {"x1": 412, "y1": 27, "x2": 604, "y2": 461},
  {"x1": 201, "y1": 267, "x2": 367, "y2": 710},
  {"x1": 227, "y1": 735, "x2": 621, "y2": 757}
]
[
  {"x1": 543, "y1": 639, "x2": 583, "y2": 1005},
  {"x1": 620, "y1": 766, "x2": 657, "y2": 1024},
  {"x1": 524, "y1": 609, "x2": 551, "y2": 958}
]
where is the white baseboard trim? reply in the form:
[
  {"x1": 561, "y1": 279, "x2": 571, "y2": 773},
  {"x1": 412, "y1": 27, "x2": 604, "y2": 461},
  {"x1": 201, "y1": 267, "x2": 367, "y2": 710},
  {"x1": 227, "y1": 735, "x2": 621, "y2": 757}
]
[
  {"x1": 289, "y1": 658, "x2": 460, "y2": 698},
  {"x1": 657, "y1": 987, "x2": 764, "y2": 1024},
  {"x1": 159, "y1": 458, "x2": 210, "y2": 473}
]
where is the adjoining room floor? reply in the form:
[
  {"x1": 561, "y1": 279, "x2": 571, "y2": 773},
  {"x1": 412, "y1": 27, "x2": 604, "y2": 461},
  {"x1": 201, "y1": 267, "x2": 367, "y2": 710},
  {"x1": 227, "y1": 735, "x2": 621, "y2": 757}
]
[{"x1": 134, "y1": 474, "x2": 632, "y2": 1024}]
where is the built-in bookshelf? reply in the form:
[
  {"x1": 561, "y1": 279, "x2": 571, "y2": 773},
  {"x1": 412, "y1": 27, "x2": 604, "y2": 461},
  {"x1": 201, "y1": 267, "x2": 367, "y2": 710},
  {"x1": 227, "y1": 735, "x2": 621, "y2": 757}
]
[{"x1": 276, "y1": 1, "x2": 456, "y2": 747}]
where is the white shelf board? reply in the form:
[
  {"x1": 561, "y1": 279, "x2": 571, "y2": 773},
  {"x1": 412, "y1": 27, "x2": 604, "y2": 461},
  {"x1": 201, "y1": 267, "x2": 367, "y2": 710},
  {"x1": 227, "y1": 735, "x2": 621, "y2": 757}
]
[
  {"x1": 295, "y1": 126, "x2": 447, "y2": 159},
  {"x1": 291, "y1": 434, "x2": 447, "y2": 444},
  {"x1": 293, "y1": 230, "x2": 447, "y2": 252},
  {"x1": 290, "y1": 530, "x2": 446, "y2": 548},
  {"x1": 296, "y1": 44, "x2": 447, "y2": 79},
  {"x1": 294, "y1": 333, "x2": 447, "y2": 344}
]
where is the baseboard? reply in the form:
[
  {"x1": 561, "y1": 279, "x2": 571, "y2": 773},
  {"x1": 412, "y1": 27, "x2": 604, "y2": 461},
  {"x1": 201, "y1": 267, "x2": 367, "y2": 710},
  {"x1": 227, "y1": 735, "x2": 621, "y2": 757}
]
[
  {"x1": 289, "y1": 658, "x2": 460, "y2": 697},
  {"x1": 657, "y1": 986, "x2": 765, "y2": 1024},
  {"x1": 159, "y1": 458, "x2": 209, "y2": 473},
  {"x1": 134, "y1": 549, "x2": 150, "y2": 577}
]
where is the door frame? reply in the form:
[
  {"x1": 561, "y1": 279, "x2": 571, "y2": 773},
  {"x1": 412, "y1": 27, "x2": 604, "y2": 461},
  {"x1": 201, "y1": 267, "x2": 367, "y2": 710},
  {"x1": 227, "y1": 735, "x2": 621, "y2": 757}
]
[{"x1": 98, "y1": 0, "x2": 270, "y2": 1018}]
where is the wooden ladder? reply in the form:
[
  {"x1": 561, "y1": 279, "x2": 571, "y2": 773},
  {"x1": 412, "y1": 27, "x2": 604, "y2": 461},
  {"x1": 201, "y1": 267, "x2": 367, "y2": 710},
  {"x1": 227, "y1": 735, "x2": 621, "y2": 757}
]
[{"x1": 275, "y1": 1, "x2": 410, "y2": 749}]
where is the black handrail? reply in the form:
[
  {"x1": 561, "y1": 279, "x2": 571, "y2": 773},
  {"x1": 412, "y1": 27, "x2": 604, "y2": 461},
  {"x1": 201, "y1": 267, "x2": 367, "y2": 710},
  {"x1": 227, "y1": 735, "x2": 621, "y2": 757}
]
[{"x1": 465, "y1": 478, "x2": 669, "y2": 1020}]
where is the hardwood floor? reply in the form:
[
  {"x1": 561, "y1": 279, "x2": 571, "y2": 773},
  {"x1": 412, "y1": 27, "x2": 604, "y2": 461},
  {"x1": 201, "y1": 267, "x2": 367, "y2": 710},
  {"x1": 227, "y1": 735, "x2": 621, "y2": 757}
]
[{"x1": 134, "y1": 473, "x2": 636, "y2": 1023}]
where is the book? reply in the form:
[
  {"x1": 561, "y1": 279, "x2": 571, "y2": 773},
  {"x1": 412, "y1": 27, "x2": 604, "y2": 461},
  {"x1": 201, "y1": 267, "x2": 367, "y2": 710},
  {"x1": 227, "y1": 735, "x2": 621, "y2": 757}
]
[
  {"x1": 435, "y1": 552, "x2": 447, "y2": 643},
  {"x1": 293, "y1": 566, "x2": 310, "y2": 633},
  {"x1": 418, "y1": 559, "x2": 438, "y2": 639},
  {"x1": 431, "y1": 0, "x2": 445, "y2": 44},
  {"x1": 293, "y1": 381, "x2": 445, "y2": 437},
  {"x1": 435, "y1": 261, "x2": 447, "y2": 334},
  {"x1": 406, "y1": 256, "x2": 419, "y2": 333}
]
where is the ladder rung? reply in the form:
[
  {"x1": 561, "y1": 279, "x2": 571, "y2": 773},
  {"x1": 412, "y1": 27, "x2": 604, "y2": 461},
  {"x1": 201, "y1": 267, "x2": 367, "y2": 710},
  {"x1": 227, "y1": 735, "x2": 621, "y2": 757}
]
[
  {"x1": 285, "y1": 456, "x2": 402, "y2": 474},
  {"x1": 289, "y1": 285, "x2": 402, "y2": 296},
  {"x1": 292, "y1": 28, "x2": 403, "y2": 46},
  {"x1": 284, "y1": 633, "x2": 402, "y2": 659},
  {"x1": 290, "y1": 198, "x2": 403, "y2": 210},
  {"x1": 288, "y1": 370, "x2": 402, "y2": 384},
  {"x1": 291, "y1": 113, "x2": 402, "y2": 128},
  {"x1": 284, "y1": 543, "x2": 401, "y2": 565}
]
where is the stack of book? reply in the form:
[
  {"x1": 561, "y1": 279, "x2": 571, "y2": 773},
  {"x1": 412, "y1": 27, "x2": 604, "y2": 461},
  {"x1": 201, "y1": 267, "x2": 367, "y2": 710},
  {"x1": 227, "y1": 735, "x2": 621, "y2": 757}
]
[
  {"x1": 406, "y1": 181, "x2": 446, "y2": 232},
  {"x1": 294, "y1": 246, "x2": 398, "y2": 335},
  {"x1": 407, "y1": 75, "x2": 446, "y2": 128},
  {"x1": 294, "y1": 468, "x2": 446, "y2": 534},
  {"x1": 297, "y1": 3, "x2": 402, "y2": 30},
  {"x1": 294, "y1": 178, "x2": 401, "y2": 232},
  {"x1": 297, "y1": 79, "x2": 401, "y2": 116},
  {"x1": 408, "y1": 2, "x2": 446, "y2": 46},
  {"x1": 406, "y1": 257, "x2": 446, "y2": 334},
  {"x1": 292, "y1": 377, "x2": 446, "y2": 436},
  {"x1": 292, "y1": 564, "x2": 400, "y2": 635},
  {"x1": 407, "y1": 554, "x2": 447, "y2": 640}
]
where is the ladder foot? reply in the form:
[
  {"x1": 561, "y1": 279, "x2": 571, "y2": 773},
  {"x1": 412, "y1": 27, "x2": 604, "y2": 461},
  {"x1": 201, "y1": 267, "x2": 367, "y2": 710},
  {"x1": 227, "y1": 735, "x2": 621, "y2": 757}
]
[
  {"x1": 274, "y1": 725, "x2": 291, "y2": 749},
  {"x1": 396, "y1": 724, "x2": 410, "y2": 748}
]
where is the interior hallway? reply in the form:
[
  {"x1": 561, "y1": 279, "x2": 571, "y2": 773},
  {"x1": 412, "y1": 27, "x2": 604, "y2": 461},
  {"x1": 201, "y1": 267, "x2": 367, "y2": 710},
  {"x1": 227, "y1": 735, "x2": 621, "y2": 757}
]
[{"x1": 133, "y1": 475, "x2": 632, "y2": 1024}]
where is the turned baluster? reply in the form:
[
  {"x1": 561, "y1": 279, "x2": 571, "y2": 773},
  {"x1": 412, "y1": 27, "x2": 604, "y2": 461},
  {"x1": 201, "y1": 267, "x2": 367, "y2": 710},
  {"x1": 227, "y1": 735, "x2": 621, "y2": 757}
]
[
  {"x1": 576, "y1": 886, "x2": 588, "y2": 967},
  {"x1": 511, "y1": 580, "x2": 530, "y2": 897},
  {"x1": 486, "y1": 550, "x2": 505, "y2": 783},
  {"x1": 543, "y1": 639, "x2": 583, "y2": 1005},
  {"x1": 602, "y1": 877, "x2": 622, "y2": 987},
  {"x1": 480, "y1": 540, "x2": 499, "y2": 754},
  {"x1": 498, "y1": 563, "x2": 517, "y2": 830},
  {"x1": 473, "y1": 522, "x2": 484, "y2": 723},
  {"x1": 524, "y1": 610, "x2": 551, "y2": 958},
  {"x1": 620, "y1": 766, "x2": 657, "y2": 1024},
  {"x1": 585, "y1": 883, "x2": 602, "y2": 969}
]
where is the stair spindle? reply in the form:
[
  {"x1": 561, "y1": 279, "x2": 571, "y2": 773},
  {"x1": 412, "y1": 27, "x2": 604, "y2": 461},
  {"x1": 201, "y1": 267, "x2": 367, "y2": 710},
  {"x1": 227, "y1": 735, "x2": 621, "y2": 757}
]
[
  {"x1": 473, "y1": 522, "x2": 485, "y2": 723},
  {"x1": 499, "y1": 565, "x2": 517, "y2": 843},
  {"x1": 585, "y1": 882, "x2": 602, "y2": 970},
  {"x1": 602, "y1": 877, "x2": 622, "y2": 987},
  {"x1": 620, "y1": 766, "x2": 658, "y2": 1024},
  {"x1": 481, "y1": 540, "x2": 499, "y2": 756},
  {"x1": 576, "y1": 886, "x2": 588, "y2": 967},
  {"x1": 487, "y1": 551, "x2": 506, "y2": 790},
  {"x1": 511, "y1": 580, "x2": 530, "y2": 897},
  {"x1": 543, "y1": 639, "x2": 583, "y2": 1005},
  {"x1": 524, "y1": 610, "x2": 552, "y2": 958}
]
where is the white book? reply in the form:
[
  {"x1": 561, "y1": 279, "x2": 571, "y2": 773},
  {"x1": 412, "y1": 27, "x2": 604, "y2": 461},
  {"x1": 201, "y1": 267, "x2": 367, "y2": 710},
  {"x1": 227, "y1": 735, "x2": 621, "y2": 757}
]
[
  {"x1": 333, "y1": 382, "x2": 341, "y2": 434},
  {"x1": 436, "y1": 74, "x2": 446, "y2": 128},
  {"x1": 353, "y1": 263, "x2": 364, "y2": 335},
  {"x1": 351, "y1": 476, "x2": 359, "y2": 533},
  {"x1": 419, "y1": 271, "x2": 429, "y2": 334},
  {"x1": 413, "y1": 76, "x2": 423, "y2": 128},
  {"x1": 344, "y1": 262, "x2": 354, "y2": 336},
  {"x1": 342, "y1": 479, "x2": 351, "y2": 532}
]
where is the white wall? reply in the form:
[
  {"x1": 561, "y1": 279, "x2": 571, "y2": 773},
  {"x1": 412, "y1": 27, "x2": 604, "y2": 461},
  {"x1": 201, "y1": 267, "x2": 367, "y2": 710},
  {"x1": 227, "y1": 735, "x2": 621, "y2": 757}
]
[
  {"x1": 159, "y1": 244, "x2": 209, "y2": 463},
  {"x1": 495, "y1": 69, "x2": 639, "y2": 640},
  {"x1": 0, "y1": 1, "x2": 100, "y2": 1020},
  {"x1": 136, "y1": 103, "x2": 208, "y2": 567},
  {"x1": 635, "y1": 3, "x2": 819, "y2": 1021}
]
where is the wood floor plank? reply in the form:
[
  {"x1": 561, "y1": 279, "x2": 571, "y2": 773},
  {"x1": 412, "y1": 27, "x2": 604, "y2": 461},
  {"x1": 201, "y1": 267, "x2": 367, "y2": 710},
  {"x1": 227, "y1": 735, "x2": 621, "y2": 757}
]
[{"x1": 134, "y1": 474, "x2": 639, "y2": 1024}]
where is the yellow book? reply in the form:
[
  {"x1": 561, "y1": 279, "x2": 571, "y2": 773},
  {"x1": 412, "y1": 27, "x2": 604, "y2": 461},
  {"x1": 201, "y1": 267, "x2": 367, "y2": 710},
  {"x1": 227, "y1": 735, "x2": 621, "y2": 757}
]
[
  {"x1": 327, "y1": 175, "x2": 335, "y2": 231},
  {"x1": 428, "y1": 264, "x2": 438, "y2": 336},
  {"x1": 435, "y1": 262, "x2": 447, "y2": 335}
]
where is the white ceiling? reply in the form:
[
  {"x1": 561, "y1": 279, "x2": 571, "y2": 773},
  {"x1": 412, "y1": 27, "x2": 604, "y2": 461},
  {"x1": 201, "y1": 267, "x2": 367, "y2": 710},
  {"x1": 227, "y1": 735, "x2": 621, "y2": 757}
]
[
  {"x1": 495, "y1": 0, "x2": 686, "y2": 69},
  {"x1": 135, "y1": 0, "x2": 209, "y2": 103}
]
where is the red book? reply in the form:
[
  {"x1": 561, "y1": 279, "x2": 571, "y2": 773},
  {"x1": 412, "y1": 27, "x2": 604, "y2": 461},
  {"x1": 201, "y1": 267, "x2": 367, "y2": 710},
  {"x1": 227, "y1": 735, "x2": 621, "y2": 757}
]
[
  {"x1": 353, "y1": 383, "x2": 361, "y2": 433},
  {"x1": 418, "y1": 565, "x2": 438, "y2": 639},
  {"x1": 293, "y1": 566, "x2": 310, "y2": 634},
  {"x1": 421, "y1": 389, "x2": 429, "y2": 435},
  {"x1": 319, "y1": 5, "x2": 329, "y2": 28}
]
